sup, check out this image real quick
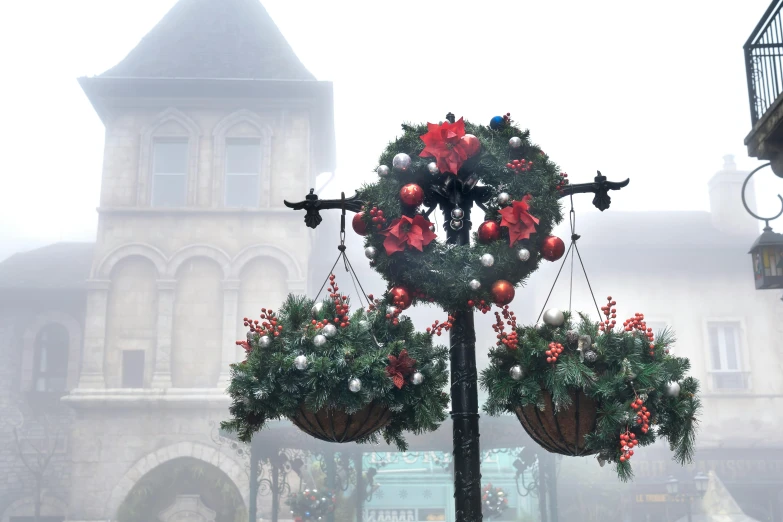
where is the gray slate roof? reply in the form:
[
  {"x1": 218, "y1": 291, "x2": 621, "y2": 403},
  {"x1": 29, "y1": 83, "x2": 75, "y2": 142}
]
[
  {"x1": 100, "y1": 0, "x2": 315, "y2": 80},
  {"x1": 0, "y1": 243, "x2": 94, "y2": 290}
]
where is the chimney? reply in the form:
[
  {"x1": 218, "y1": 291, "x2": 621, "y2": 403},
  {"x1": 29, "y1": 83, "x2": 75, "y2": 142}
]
[{"x1": 708, "y1": 155, "x2": 759, "y2": 236}]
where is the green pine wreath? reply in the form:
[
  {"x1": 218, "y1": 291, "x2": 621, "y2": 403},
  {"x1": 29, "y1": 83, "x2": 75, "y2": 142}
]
[
  {"x1": 287, "y1": 488, "x2": 336, "y2": 520},
  {"x1": 480, "y1": 302, "x2": 701, "y2": 481},
  {"x1": 355, "y1": 115, "x2": 565, "y2": 312},
  {"x1": 221, "y1": 278, "x2": 449, "y2": 451}
]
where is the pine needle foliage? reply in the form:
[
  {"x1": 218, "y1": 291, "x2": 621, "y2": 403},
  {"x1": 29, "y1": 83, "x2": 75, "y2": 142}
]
[
  {"x1": 221, "y1": 295, "x2": 449, "y2": 451},
  {"x1": 356, "y1": 118, "x2": 564, "y2": 312},
  {"x1": 480, "y1": 311, "x2": 701, "y2": 480}
]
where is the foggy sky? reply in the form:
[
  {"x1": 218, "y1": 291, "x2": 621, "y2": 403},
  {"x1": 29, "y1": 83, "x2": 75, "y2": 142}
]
[{"x1": 0, "y1": 0, "x2": 779, "y2": 254}]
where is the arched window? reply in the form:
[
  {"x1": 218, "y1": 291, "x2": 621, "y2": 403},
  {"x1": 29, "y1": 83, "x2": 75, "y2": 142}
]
[{"x1": 33, "y1": 324, "x2": 69, "y2": 392}]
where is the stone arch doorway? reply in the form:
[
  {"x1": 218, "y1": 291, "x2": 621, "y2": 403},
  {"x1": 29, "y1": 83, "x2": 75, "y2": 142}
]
[{"x1": 115, "y1": 457, "x2": 247, "y2": 522}]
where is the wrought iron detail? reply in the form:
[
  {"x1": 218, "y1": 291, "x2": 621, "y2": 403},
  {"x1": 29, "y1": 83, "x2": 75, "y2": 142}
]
[
  {"x1": 745, "y1": 0, "x2": 783, "y2": 124},
  {"x1": 284, "y1": 189, "x2": 364, "y2": 229},
  {"x1": 742, "y1": 162, "x2": 783, "y2": 226},
  {"x1": 557, "y1": 171, "x2": 629, "y2": 211}
]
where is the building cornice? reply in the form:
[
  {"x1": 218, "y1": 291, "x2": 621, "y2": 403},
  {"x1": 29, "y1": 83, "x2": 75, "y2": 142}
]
[{"x1": 62, "y1": 388, "x2": 231, "y2": 409}]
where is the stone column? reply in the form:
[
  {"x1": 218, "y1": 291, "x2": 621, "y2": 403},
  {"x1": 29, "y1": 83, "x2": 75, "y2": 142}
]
[
  {"x1": 77, "y1": 280, "x2": 110, "y2": 389},
  {"x1": 218, "y1": 279, "x2": 240, "y2": 388},
  {"x1": 151, "y1": 279, "x2": 176, "y2": 388}
]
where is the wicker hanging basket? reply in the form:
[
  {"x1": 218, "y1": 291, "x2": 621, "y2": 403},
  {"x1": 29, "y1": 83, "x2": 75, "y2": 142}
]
[
  {"x1": 290, "y1": 401, "x2": 392, "y2": 443},
  {"x1": 514, "y1": 389, "x2": 599, "y2": 456}
]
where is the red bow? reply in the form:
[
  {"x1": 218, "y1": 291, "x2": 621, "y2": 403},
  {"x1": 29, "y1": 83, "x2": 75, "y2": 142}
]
[
  {"x1": 386, "y1": 350, "x2": 417, "y2": 389},
  {"x1": 498, "y1": 195, "x2": 539, "y2": 246},
  {"x1": 381, "y1": 215, "x2": 437, "y2": 255}
]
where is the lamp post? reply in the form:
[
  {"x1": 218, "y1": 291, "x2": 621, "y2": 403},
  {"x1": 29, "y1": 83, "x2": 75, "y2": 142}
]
[
  {"x1": 741, "y1": 163, "x2": 783, "y2": 293},
  {"x1": 665, "y1": 473, "x2": 709, "y2": 522},
  {"x1": 284, "y1": 124, "x2": 628, "y2": 521}
]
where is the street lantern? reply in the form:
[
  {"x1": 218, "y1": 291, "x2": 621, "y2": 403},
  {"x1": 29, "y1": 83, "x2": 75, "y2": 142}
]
[
  {"x1": 750, "y1": 226, "x2": 783, "y2": 289},
  {"x1": 665, "y1": 476, "x2": 680, "y2": 496},
  {"x1": 694, "y1": 472, "x2": 709, "y2": 495},
  {"x1": 741, "y1": 162, "x2": 783, "y2": 289}
]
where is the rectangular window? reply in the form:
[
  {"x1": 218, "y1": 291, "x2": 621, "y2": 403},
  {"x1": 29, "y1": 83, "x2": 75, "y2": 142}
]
[
  {"x1": 707, "y1": 322, "x2": 747, "y2": 390},
  {"x1": 122, "y1": 350, "x2": 145, "y2": 388},
  {"x1": 152, "y1": 138, "x2": 188, "y2": 207},
  {"x1": 225, "y1": 137, "x2": 261, "y2": 208}
]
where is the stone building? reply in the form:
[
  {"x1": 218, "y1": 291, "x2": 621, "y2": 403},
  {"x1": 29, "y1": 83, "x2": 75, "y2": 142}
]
[{"x1": 0, "y1": 0, "x2": 334, "y2": 521}]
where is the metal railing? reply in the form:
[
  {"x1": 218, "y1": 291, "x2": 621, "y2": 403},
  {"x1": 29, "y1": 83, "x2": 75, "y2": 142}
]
[{"x1": 745, "y1": 0, "x2": 783, "y2": 125}]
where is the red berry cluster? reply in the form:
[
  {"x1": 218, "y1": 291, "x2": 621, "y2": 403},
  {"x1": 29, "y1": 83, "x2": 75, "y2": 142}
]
[
  {"x1": 492, "y1": 306, "x2": 519, "y2": 349},
  {"x1": 631, "y1": 397, "x2": 651, "y2": 434},
  {"x1": 412, "y1": 288, "x2": 435, "y2": 303},
  {"x1": 618, "y1": 431, "x2": 638, "y2": 463},
  {"x1": 427, "y1": 315, "x2": 455, "y2": 336},
  {"x1": 385, "y1": 306, "x2": 402, "y2": 326},
  {"x1": 326, "y1": 274, "x2": 351, "y2": 328},
  {"x1": 623, "y1": 313, "x2": 656, "y2": 356},
  {"x1": 598, "y1": 296, "x2": 618, "y2": 332},
  {"x1": 546, "y1": 342, "x2": 563, "y2": 364},
  {"x1": 502, "y1": 112, "x2": 512, "y2": 124},
  {"x1": 467, "y1": 299, "x2": 492, "y2": 314},
  {"x1": 244, "y1": 308, "x2": 282, "y2": 337},
  {"x1": 367, "y1": 206, "x2": 388, "y2": 231},
  {"x1": 556, "y1": 172, "x2": 569, "y2": 191},
  {"x1": 506, "y1": 158, "x2": 533, "y2": 172}
]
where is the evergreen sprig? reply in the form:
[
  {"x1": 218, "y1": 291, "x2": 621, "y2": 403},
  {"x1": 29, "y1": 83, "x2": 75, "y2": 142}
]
[
  {"x1": 480, "y1": 311, "x2": 701, "y2": 480},
  {"x1": 356, "y1": 118, "x2": 564, "y2": 312},
  {"x1": 221, "y1": 294, "x2": 449, "y2": 451}
]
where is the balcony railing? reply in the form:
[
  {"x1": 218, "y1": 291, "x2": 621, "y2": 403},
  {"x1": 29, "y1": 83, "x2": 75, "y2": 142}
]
[{"x1": 745, "y1": 0, "x2": 783, "y2": 125}]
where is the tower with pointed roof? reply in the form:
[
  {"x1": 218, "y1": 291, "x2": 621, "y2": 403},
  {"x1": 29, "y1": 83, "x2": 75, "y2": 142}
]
[{"x1": 62, "y1": 1, "x2": 333, "y2": 520}]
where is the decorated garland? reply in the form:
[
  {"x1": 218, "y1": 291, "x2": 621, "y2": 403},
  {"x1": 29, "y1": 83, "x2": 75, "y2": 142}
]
[
  {"x1": 481, "y1": 483, "x2": 509, "y2": 519},
  {"x1": 480, "y1": 298, "x2": 701, "y2": 480},
  {"x1": 221, "y1": 275, "x2": 449, "y2": 451},
  {"x1": 287, "y1": 488, "x2": 336, "y2": 522},
  {"x1": 354, "y1": 114, "x2": 566, "y2": 312}
]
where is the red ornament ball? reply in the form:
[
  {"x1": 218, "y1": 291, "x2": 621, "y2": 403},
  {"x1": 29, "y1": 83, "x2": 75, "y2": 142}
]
[
  {"x1": 460, "y1": 134, "x2": 481, "y2": 157},
  {"x1": 399, "y1": 183, "x2": 424, "y2": 207},
  {"x1": 541, "y1": 235, "x2": 565, "y2": 261},
  {"x1": 389, "y1": 286, "x2": 412, "y2": 310},
  {"x1": 477, "y1": 220, "x2": 501, "y2": 244},
  {"x1": 352, "y1": 212, "x2": 368, "y2": 235},
  {"x1": 491, "y1": 280, "x2": 515, "y2": 306}
]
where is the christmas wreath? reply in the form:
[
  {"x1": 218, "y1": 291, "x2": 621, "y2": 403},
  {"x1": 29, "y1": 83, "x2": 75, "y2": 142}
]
[
  {"x1": 480, "y1": 298, "x2": 701, "y2": 480},
  {"x1": 481, "y1": 483, "x2": 509, "y2": 519},
  {"x1": 220, "y1": 275, "x2": 449, "y2": 451},
  {"x1": 354, "y1": 114, "x2": 566, "y2": 312},
  {"x1": 287, "y1": 488, "x2": 336, "y2": 522}
]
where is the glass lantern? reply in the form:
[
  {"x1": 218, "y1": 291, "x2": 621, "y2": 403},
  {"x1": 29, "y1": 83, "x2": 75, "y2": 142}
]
[{"x1": 749, "y1": 226, "x2": 783, "y2": 289}]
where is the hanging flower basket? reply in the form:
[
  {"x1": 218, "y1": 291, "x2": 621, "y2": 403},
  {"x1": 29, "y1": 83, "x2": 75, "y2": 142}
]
[
  {"x1": 481, "y1": 299, "x2": 702, "y2": 480},
  {"x1": 291, "y1": 401, "x2": 393, "y2": 444},
  {"x1": 514, "y1": 389, "x2": 598, "y2": 456},
  {"x1": 221, "y1": 275, "x2": 449, "y2": 451}
]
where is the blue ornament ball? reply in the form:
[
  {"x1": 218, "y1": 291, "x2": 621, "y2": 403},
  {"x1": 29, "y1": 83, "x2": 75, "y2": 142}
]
[{"x1": 489, "y1": 115, "x2": 505, "y2": 130}]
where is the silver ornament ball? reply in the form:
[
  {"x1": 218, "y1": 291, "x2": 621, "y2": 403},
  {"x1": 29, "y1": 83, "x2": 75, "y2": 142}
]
[
  {"x1": 387, "y1": 306, "x2": 398, "y2": 317},
  {"x1": 509, "y1": 136, "x2": 523, "y2": 148},
  {"x1": 566, "y1": 330, "x2": 579, "y2": 344},
  {"x1": 542, "y1": 308, "x2": 565, "y2": 327},
  {"x1": 509, "y1": 365, "x2": 524, "y2": 381},
  {"x1": 584, "y1": 350, "x2": 598, "y2": 363},
  {"x1": 480, "y1": 253, "x2": 495, "y2": 267},
  {"x1": 451, "y1": 207, "x2": 464, "y2": 219},
  {"x1": 312, "y1": 302, "x2": 324, "y2": 316},
  {"x1": 412, "y1": 371, "x2": 425, "y2": 385},
  {"x1": 322, "y1": 324, "x2": 338, "y2": 338},
  {"x1": 258, "y1": 335, "x2": 272, "y2": 348},
  {"x1": 294, "y1": 355, "x2": 308, "y2": 370},
  {"x1": 246, "y1": 330, "x2": 255, "y2": 341},
  {"x1": 348, "y1": 378, "x2": 362, "y2": 393},
  {"x1": 377, "y1": 165, "x2": 390, "y2": 177},
  {"x1": 429, "y1": 224, "x2": 436, "y2": 232},
  {"x1": 666, "y1": 381, "x2": 681, "y2": 397},
  {"x1": 313, "y1": 334, "x2": 327, "y2": 347},
  {"x1": 365, "y1": 246, "x2": 377, "y2": 259},
  {"x1": 450, "y1": 219, "x2": 463, "y2": 231},
  {"x1": 517, "y1": 248, "x2": 531, "y2": 262},
  {"x1": 469, "y1": 279, "x2": 481, "y2": 291},
  {"x1": 392, "y1": 153, "x2": 412, "y2": 171},
  {"x1": 497, "y1": 192, "x2": 511, "y2": 206},
  {"x1": 427, "y1": 162, "x2": 440, "y2": 175}
]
